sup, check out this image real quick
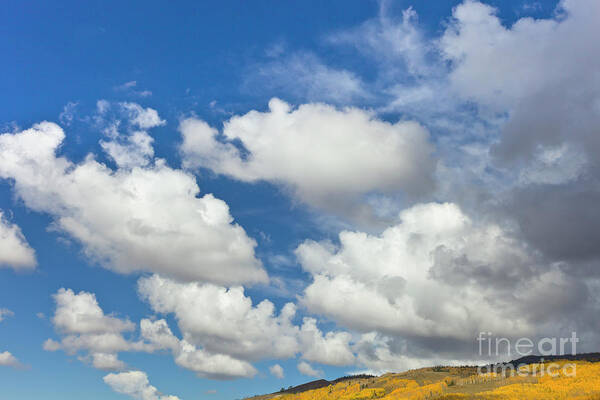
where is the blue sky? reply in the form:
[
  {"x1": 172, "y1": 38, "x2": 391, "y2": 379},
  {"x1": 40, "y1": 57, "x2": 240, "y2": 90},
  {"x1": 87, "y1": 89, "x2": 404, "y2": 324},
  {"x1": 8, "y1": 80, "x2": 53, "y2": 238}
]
[{"x1": 4, "y1": 0, "x2": 600, "y2": 399}]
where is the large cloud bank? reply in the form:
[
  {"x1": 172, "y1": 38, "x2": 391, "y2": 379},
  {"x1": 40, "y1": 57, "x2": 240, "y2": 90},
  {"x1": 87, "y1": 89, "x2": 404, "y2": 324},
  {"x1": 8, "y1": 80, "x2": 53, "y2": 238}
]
[{"x1": 0, "y1": 117, "x2": 266, "y2": 285}]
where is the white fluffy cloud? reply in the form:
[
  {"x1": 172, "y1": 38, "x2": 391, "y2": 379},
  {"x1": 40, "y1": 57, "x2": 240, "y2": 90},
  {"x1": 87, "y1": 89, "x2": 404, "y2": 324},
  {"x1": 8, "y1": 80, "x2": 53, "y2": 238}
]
[
  {"x1": 44, "y1": 288, "x2": 145, "y2": 371},
  {"x1": 269, "y1": 364, "x2": 284, "y2": 379},
  {"x1": 179, "y1": 98, "x2": 434, "y2": 212},
  {"x1": 441, "y1": 0, "x2": 600, "y2": 109},
  {"x1": 96, "y1": 102, "x2": 163, "y2": 169},
  {"x1": 100, "y1": 130, "x2": 155, "y2": 169},
  {"x1": 0, "y1": 210, "x2": 36, "y2": 270},
  {"x1": 297, "y1": 361, "x2": 321, "y2": 378},
  {"x1": 138, "y1": 274, "x2": 358, "y2": 375},
  {"x1": 138, "y1": 274, "x2": 299, "y2": 361},
  {"x1": 44, "y1": 286, "x2": 259, "y2": 379},
  {"x1": 118, "y1": 102, "x2": 165, "y2": 130},
  {"x1": 140, "y1": 318, "x2": 257, "y2": 380},
  {"x1": 52, "y1": 288, "x2": 134, "y2": 335},
  {"x1": 96, "y1": 101, "x2": 165, "y2": 131},
  {"x1": 104, "y1": 371, "x2": 180, "y2": 400},
  {"x1": 0, "y1": 121, "x2": 266, "y2": 285},
  {"x1": 299, "y1": 318, "x2": 355, "y2": 366},
  {"x1": 296, "y1": 202, "x2": 577, "y2": 344},
  {"x1": 0, "y1": 351, "x2": 23, "y2": 369},
  {"x1": 42, "y1": 282, "x2": 356, "y2": 380}
]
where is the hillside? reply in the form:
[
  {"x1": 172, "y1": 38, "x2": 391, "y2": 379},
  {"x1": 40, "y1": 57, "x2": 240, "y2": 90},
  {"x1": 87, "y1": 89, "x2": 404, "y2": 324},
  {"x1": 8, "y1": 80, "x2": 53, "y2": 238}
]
[{"x1": 245, "y1": 354, "x2": 600, "y2": 400}]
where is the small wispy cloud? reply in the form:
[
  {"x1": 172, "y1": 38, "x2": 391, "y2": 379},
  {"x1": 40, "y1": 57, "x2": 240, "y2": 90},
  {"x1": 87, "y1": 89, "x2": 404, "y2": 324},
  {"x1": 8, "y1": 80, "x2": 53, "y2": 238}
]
[
  {"x1": 59, "y1": 102, "x2": 78, "y2": 126},
  {"x1": 114, "y1": 80, "x2": 152, "y2": 97},
  {"x1": 245, "y1": 51, "x2": 368, "y2": 104},
  {"x1": 0, "y1": 308, "x2": 14, "y2": 322}
]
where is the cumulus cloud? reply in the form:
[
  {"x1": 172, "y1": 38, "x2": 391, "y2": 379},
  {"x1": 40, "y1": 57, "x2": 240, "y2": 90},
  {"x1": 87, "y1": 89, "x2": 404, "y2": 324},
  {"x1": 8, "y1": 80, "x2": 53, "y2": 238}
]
[
  {"x1": 138, "y1": 274, "x2": 299, "y2": 361},
  {"x1": 170, "y1": 341, "x2": 257, "y2": 380},
  {"x1": 180, "y1": 98, "x2": 435, "y2": 216},
  {"x1": 299, "y1": 318, "x2": 355, "y2": 366},
  {"x1": 104, "y1": 370, "x2": 180, "y2": 400},
  {"x1": 41, "y1": 282, "x2": 357, "y2": 380},
  {"x1": 43, "y1": 285, "x2": 260, "y2": 379},
  {"x1": 140, "y1": 318, "x2": 257, "y2": 380},
  {"x1": 442, "y1": 0, "x2": 597, "y2": 108},
  {"x1": 117, "y1": 103, "x2": 165, "y2": 130},
  {"x1": 296, "y1": 202, "x2": 587, "y2": 365},
  {"x1": 297, "y1": 361, "x2": 321, "y2": 377},
  {"x1": 0, "y1": 210, "x2": 36, "y2": 270},
  {"x1": 100, "y1": 130, "x2": 155, "y2": 169},
  {"x1": 0, "y1": 351, "x2": 24, "y2": 369},
  {"x1": 44, "y1": 288, "x2": 151, "y2": 371},
  {"x1": 138, "y1": 274, "x2": 357, "y2": 375},
  {"x1": 52, "y1": 288, "x2": 135, "y2": 335},
  {"x1": 95, "y1": 101, "x2": 165, "y2": 132},
  {"x1": 0, "y1": 121, "x2": 266, "y2": 285},
  {"x1": 95, "y1": 101, "x2": 163, "y2": 169},
  {"x1": 269, "y1": 364, "x2": 284, "y2": 379}
]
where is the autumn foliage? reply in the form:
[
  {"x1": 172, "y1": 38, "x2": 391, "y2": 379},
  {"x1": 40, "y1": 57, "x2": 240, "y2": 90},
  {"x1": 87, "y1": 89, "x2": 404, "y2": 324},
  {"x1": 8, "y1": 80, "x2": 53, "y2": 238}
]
[{"x1": 249, "y1": 361, "x2": 600, "y2": 400}]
